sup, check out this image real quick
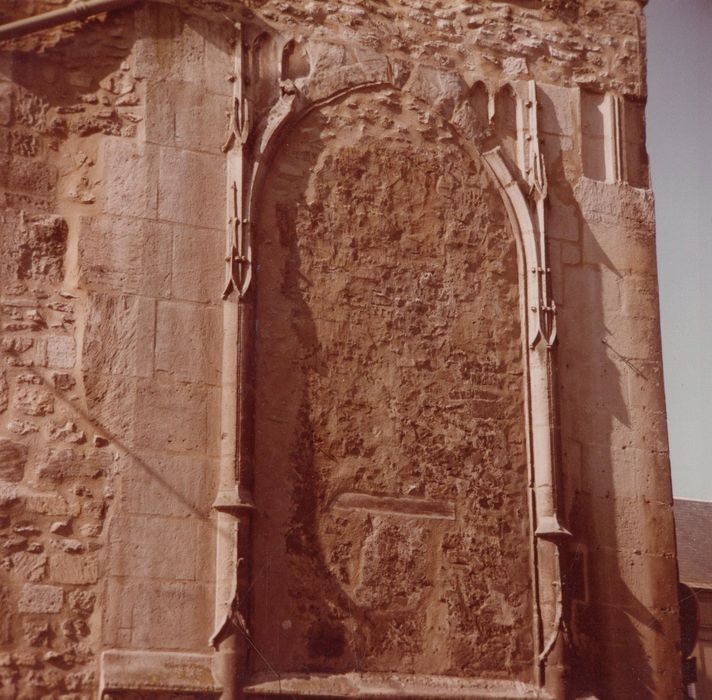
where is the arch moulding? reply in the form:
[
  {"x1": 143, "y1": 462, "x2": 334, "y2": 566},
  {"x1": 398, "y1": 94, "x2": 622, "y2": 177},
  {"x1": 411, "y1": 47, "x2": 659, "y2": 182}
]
[{"x1": 213, "y1": 33, "x2": 573, "y2": 700}]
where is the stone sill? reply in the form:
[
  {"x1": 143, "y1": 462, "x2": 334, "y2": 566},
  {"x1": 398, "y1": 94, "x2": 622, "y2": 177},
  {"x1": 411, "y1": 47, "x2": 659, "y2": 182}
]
[
  {"x1": 100, "y1": 649, "x2": 221, "y2": 698},
  {"x1": 243, "y1": 672, "x2": 551, "y2": 699}
]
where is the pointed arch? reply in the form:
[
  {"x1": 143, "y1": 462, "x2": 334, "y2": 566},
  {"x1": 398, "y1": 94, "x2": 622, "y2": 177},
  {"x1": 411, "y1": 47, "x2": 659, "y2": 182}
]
[{"x1": 242, "y1": 61, "x2": 567, "y2": 698}]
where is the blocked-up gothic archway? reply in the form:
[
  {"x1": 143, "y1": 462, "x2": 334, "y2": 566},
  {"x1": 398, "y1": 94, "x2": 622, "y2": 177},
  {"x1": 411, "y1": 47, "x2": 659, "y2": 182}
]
[
  {"x1": 0, "y1": 4, "x2": 681, "y2": 700},
  {"x1": 211, "y1": 44, "x2": 571, "y2": 692},
  {"x1": 251, "y1": 86, "x2": 534, "y2": 682}
]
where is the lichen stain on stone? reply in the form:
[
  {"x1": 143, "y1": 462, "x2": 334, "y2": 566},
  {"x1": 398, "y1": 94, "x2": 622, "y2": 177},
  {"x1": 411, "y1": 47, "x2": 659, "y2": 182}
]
[{"x1": 252, "y1": 90, "x2": 532, "y2": 680}]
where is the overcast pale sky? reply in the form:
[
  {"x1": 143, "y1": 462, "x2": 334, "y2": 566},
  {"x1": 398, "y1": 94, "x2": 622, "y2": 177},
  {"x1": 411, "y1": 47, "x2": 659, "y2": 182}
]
[{"x1": 646, "y1": 0, "x2": 712, "y2": 499}]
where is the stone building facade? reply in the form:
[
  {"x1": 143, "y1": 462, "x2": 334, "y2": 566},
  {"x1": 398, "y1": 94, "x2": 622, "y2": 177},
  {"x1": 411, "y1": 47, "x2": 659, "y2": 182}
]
[{"x1": 0, "y1": 1, "x2": 680, "y2": 698}]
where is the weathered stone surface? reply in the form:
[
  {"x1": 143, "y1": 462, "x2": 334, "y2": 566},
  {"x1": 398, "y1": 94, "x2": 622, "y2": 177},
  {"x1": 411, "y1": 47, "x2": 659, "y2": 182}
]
[
  {"x1": 0, "y1": 156, "x2": 57, "y2": 198},
  {"x1": 0, "y1": 588, "x2": 12, "y2": 646},
  {"x1": 575, "y1": 177, "x2": 655, "y2": 228},
  {"x1": 44, "y1": 335, "x2": 76, "y2": 370},
  {"x1": 0, "y1": 439, "x2": 27, "y2": 482},
  {"x1": 121, "y1": 451, "x2": 216, "y2": 518},
  {"x1": 82, "y1": 293, "x2": 152, "y2": 378},
  {"x1": 154, "y1": 301, "x2": 221, "y2": 384},
  {"x1": 83, "y1": 373, "x2": 136, "y2": 440},
  {"x1": 10, "y1": 551, "x2": 48, "y2": 583},
  {"x1": 133, "y1": 377, "x2": 209, "y2": 453},
  {"x1": 538, "y1": 82, "x2": 577, "y2": 136},
  {"x1": 548, "y1": 196, "x2": 580, "y2": 242},
  {"x1": 107, "y1": 515, "x2": 198, "y2": 580},
  {"x1": 157, "y1": 146, "x2": 225, "y2": 229},
  {"x1": 103, "y1": 578, "x2": 212, "y2": 650},
  {"x1": 6, "y1": 421, "x2": 37, "y2": 437},
  {"x1": 49, "y1": 553, "x2": 99, "y2": 585},
  {"x1": 171, "y1": 224, "x2": 223, "y2": 303},
  {"x1": 17, "y1": 584, "x2": 63, "y2": 614},
  {"x1": 101, "y1": 138, "x2": 159, "y2": 219},
  {"x1": 133, "y1": 5, "x2": 208, "y2": 84},
  {"x1": 252, "y1": 89, "x2": 531, "y2": 678},
  {"x1": 25, "y1": 493, "x2": 77, "y2": 516},
  {"x1": 51, "y1": 373, "x2": 74, "y2": 392},
  {"x1": 145, "y1": 81, "x2": 229, "y2": 153},
  {"x1": 47, "y1": 421, "x2": 85, "y2": 444},
  {"x1": 12, "y1": 386, "x2": 53, "y2": 417},
  {"x1": 0, "y1": 213, "x2": 67, "y2": 283},
  {"x1": 0, "y1": 1, "x2": 680, "y2": 698},
  {"x1": 36, "y1": 448, "x2": 110, "y2": 483},
  {"x1": 100, "y1": 649, "x2": 219, "y2": 696},
  {"x1": 0, "y1": 83, "x2": 13, "y2": 126},
  {"x1": 22, "y1": 619, "x2": 50, "y2": 646},
  {"x1": 67, "y1": 590, "x2": 95, "y2": 616},
  {"x1": 0, "y1": 371, "x2": 8, "y2": 413},
  {"x1": 78, "y1": 215, "x2": 172, "y2": 298}
]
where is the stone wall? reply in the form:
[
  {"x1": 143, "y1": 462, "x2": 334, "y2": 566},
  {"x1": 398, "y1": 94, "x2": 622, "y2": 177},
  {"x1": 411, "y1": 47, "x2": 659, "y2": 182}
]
[
  {"x1": 0, "y1": 6, "x2": 230, "y2": 698},
  {"x1": 0, "y1": 1, "x2": 680, "y2": 699}
]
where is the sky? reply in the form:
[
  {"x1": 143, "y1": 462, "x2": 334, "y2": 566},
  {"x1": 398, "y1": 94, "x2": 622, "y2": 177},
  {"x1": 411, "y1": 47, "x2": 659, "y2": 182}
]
[{"x1": 646, "y1": 0, "x2": 712, "y2": 499}]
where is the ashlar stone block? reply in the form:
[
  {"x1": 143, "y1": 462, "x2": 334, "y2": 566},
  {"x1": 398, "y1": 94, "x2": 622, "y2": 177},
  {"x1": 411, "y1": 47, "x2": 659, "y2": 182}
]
[
  {"x1": 17, "y1": 584, "x2": 63, "y2": 614},
  {"x1": 157, "y1": 146, "x2": 225, "y2": 229},
  {"x1": 103, "y1": 577, "x2": 212, "y2": 651},
  {"x1": 575, "y1": 177, "x2": 654, "y2": 228},
  {"x1": 548, "y1": 197, "x2": 581, "y2": 242},
  {"x1": 101, "y1": 138, "x2": 158, "y2": 220},
  {"x1": 601, "y1": 314, "x2": 663, "y2": 362},
  {"x1": 581, "y1": 221, "x2": 657, "y2": 274},
  {"x1": 133, "y1": 5, "x2": 206, "y2": 84},
  {"x1": 0, "y1": 438, "x2": 27, "y2": 482},
  {"x1": 618, "y1": 273, "x2": 660, "y2": 319},
  {"x1": 122, "y1": 450, "x2": 217, "y2": 518},
  {"x1": 100, "y1": 650, "x2": 219, "y2": 696},
  {"x1": 11, "y1": 551, "x2": 48, "y2": 583},
  {"x1": 133, "y1": 377, "x2": 208, "y2": 454},
  {"x1": 49, "y1": 553, "x2": 99, "y2": 585},
  {"x1": 145, "y1": 81, "x2": 229, "y2": 154},
  {"x1": 36, "y1": 447, "x2": 110, "y2": 483},
  {"x1": 537, "y1": 83, "x2": 577, "y2": 136},
  {"x1": 25, "y1": 492, "x2": 78, "y2": 516},
  {"x1": 79, "y1": 215, "x2": 172, "y2": 298},
  {"x1": 172, "y1": 225, "x2": 223, "y2": 303},
  {"x1": 45, "y1": 335, "x2": 76, "y2": 370},
  {"x1": 561, "y1": 265, "x2": 622, "y2": 316},
  {"x1": 83, "y1": 373, "x2": 137, "y2": 443},
  {"x1": 107, "y1": 515, "x2": 198, "y2": 581},
  {"x1": 202, "y1": 22, "x2": 234, "y2": 97},
  {"x1": 633, "y1": 449, "x2": 674, "y2": 505},
  {"x1": 82, "y1": 293, "x2": 155, "y2": 378},
  {"x1": 625, "y1": 360, "x2": 666, "y2": 412},
  {"x1": 154, "y1": 300, "x2": 221, "y2": 385}
]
